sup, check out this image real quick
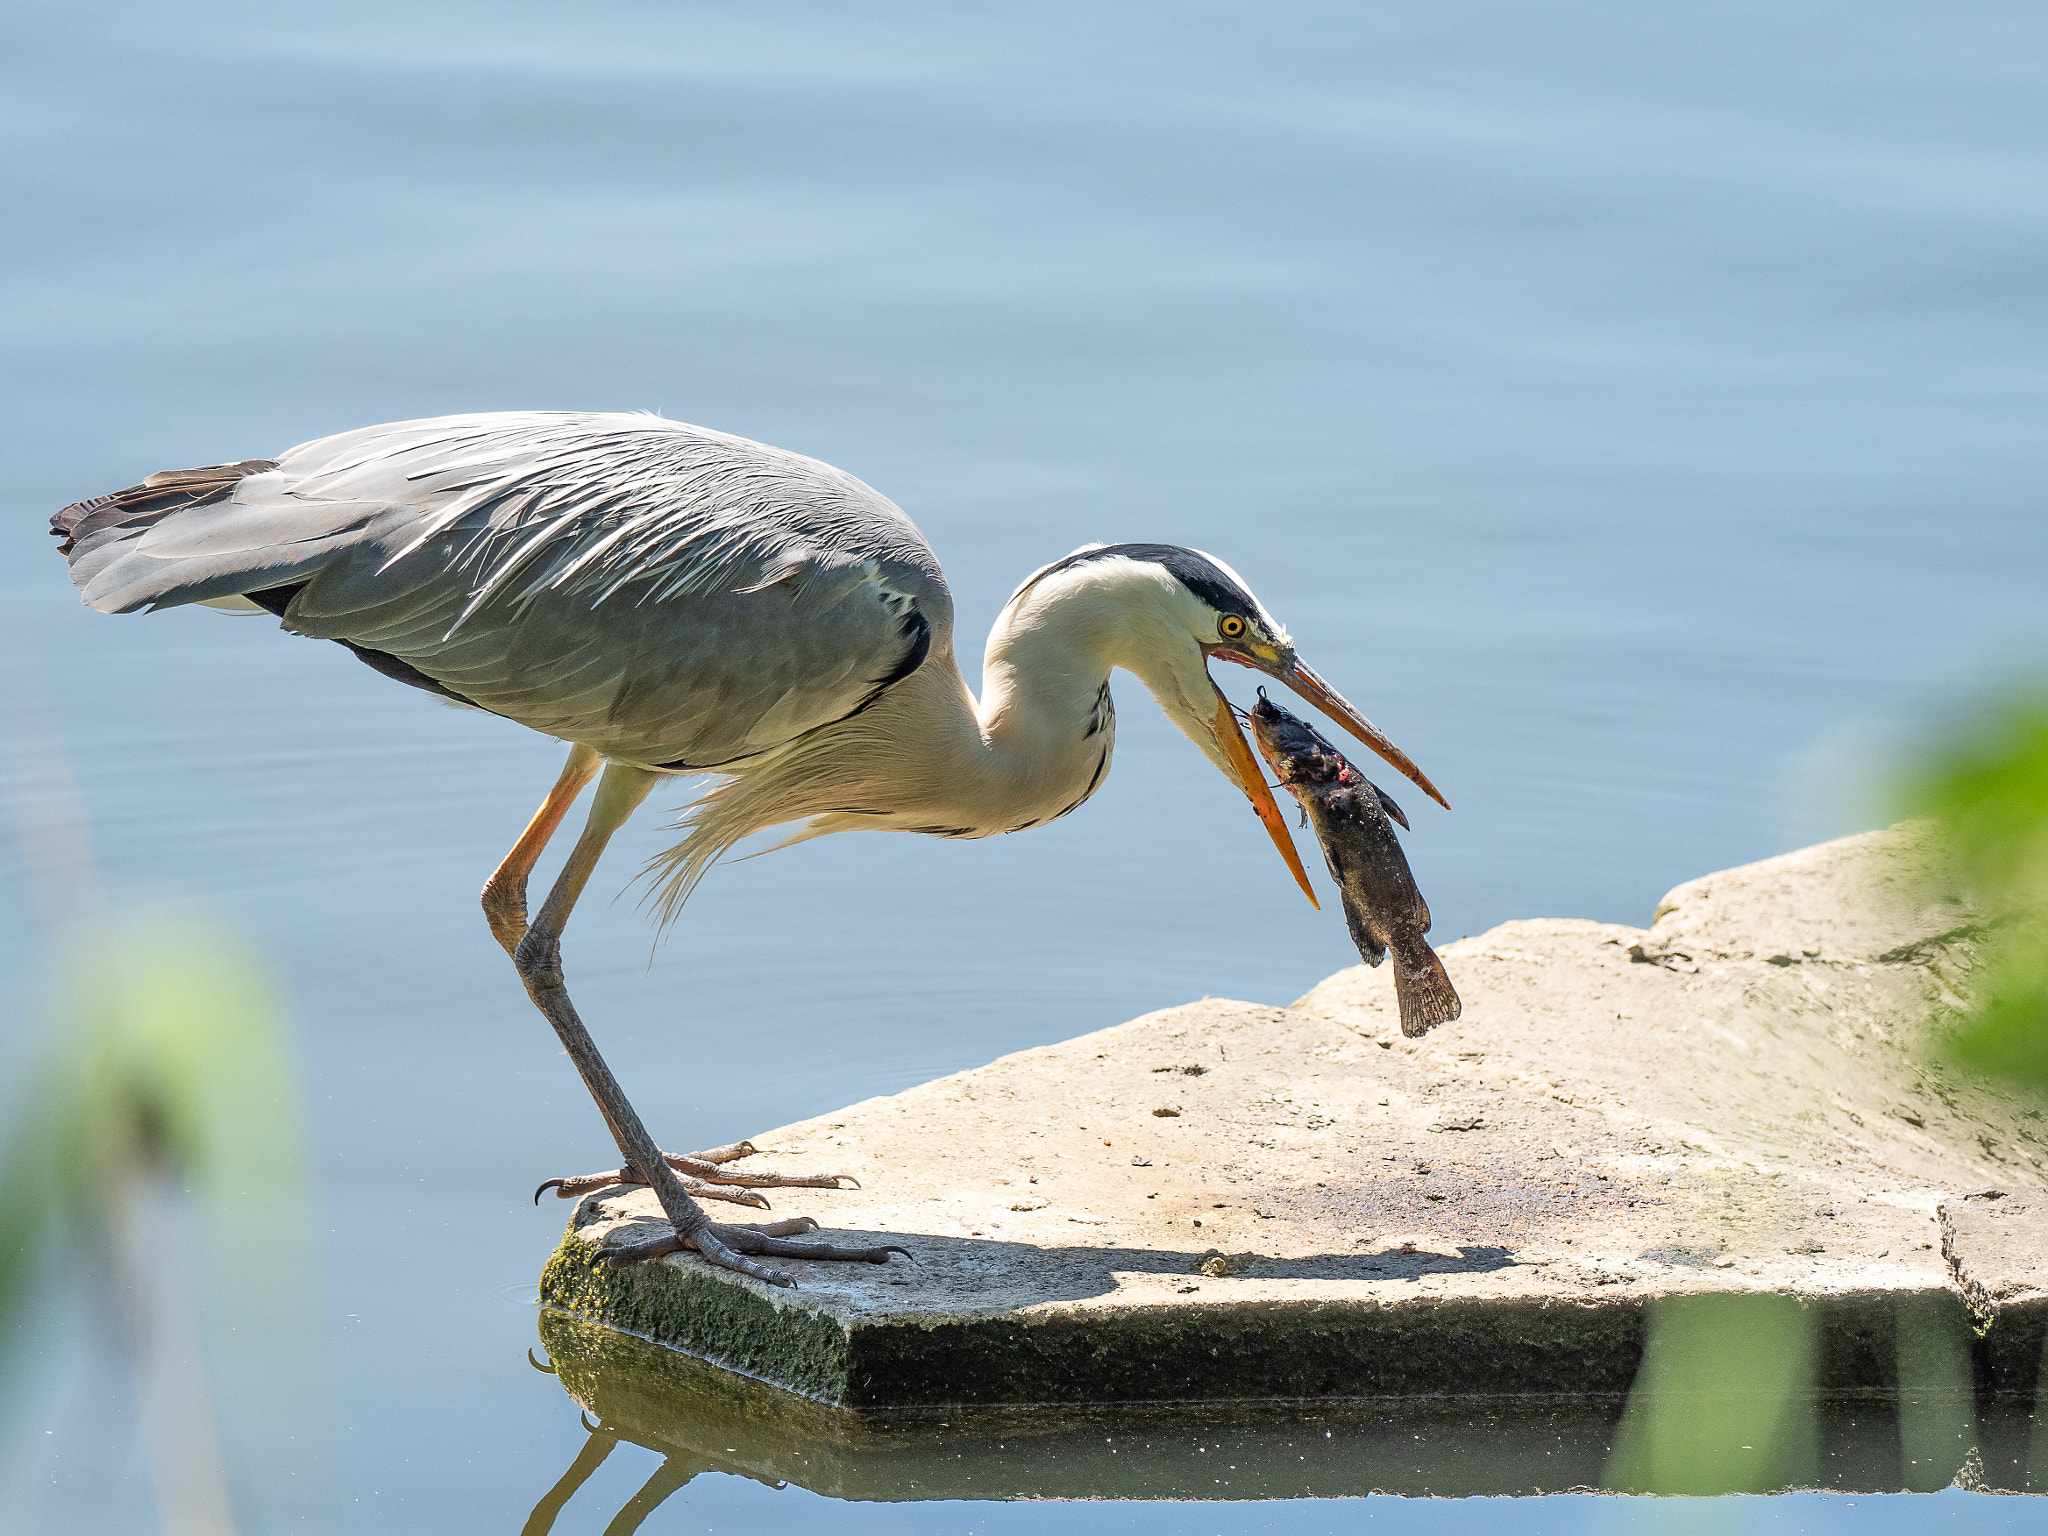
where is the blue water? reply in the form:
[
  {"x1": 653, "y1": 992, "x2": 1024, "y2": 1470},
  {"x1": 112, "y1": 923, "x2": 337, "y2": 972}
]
[{"x1": 2, "y1": 1, "x2": 2044, "y2": 1530}]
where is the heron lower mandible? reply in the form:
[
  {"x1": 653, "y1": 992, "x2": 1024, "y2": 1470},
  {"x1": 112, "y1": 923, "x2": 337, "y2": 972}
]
[{"x1": 51, "y1": 411, "x2": 1446, "y2": 1288}]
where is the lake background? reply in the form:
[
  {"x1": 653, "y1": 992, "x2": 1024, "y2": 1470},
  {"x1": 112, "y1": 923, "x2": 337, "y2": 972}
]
[{"x1": 2, "y1": 2, "x2": 2044, "y2": 1531}]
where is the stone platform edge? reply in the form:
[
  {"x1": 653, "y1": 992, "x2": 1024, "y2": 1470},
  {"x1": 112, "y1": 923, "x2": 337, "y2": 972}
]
[{"x1": 540, "y1": 1225, "x2": 2039, "y2": 1410}]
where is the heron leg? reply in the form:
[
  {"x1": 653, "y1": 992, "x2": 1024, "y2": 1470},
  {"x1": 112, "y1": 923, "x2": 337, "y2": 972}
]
[
  {"x1": 483, "y1": 742, "x2": 601, "y2": 956},
  {"x1": 513, "y1": 762, "x2": 906, "y2": 1288}
]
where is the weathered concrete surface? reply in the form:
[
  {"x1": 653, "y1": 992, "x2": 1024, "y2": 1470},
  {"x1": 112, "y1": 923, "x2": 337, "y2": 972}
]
[{"x1": 541, "y1": 825, "x2": 2047, "y2": 1409}]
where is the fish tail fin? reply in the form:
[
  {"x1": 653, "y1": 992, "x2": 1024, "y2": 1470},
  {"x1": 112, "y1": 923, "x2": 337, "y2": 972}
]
[{"x1": 1392, "y1": 939, "x2": 1461, "y2": 1038}]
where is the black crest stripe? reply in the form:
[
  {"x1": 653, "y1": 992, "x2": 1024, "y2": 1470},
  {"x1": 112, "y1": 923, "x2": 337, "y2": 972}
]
[{"x1": 1012, "y1": 543, "x2": 1253, "y2": 616}]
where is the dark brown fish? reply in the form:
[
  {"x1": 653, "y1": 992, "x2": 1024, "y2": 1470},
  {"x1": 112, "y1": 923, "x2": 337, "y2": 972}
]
[{"x1": 1249, "y1": 691, "x2": 1460, "y2": 1038}]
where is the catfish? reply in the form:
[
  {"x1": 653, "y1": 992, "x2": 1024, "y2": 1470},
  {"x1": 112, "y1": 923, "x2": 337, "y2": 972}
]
[{"x1": 1248, "y1": 691, "x2": 1460, "y2": 1037}]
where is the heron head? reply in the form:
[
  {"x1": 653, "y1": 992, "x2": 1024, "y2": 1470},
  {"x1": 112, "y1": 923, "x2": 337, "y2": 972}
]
[{"x1": 1010, "y1": 542, "x2": 1447, "y2": 906}]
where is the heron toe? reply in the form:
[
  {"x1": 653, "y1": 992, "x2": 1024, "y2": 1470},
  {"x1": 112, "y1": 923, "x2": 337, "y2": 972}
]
[
  {"x1": 533, "y1": 1139, "x2": 860, "y2": 1207},
  {"x1": 603, "y1": 1218, "x2": 911, "y2": 1286},
  {"x1": 534, "y1": 1169, "x2": 771, "y2": 1208}
]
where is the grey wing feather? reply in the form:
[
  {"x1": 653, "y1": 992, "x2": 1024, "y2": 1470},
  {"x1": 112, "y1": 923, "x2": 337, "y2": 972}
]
[
  {"x1": 53, "y1": 412, "x2": 952, "y2": 767},
  {"x1": 57, "y1": 461, "x2": 381, "y2": 612}
]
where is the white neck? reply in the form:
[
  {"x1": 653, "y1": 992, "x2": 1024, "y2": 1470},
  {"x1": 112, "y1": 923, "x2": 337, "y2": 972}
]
[
  {"x1": 734, "y1": 557, "x2": 1227, "y2": 834},
  {"x1": 971, "y1": 555, "x2": 1234, "y2": 807},
  {"x1": 937, "y1": 556, "x2": 1237, "y2": 823}
]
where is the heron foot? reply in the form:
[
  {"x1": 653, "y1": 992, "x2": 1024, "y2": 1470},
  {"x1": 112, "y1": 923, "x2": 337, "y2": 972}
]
[
  {"x1": 602, "y1": 1216, "x2": 911, "y2": 1285},
  {"x1": 533, "y1": 1140, "x2": 862, "y2": 1207}
]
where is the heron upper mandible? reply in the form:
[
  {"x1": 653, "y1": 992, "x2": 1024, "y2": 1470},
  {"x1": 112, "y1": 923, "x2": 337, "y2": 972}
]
[{"x1": 51, "y1": 411, "x2": 1446, "y2": 1288}]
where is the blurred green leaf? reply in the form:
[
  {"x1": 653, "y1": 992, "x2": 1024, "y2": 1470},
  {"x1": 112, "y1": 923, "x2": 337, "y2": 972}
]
[
  {"x1": 3, "y1": 911, "x2": 312, "y2": 1338},
  {"x1": 63, "y1": 917, "x2": 308, "y2": 1206},
  {"x1": 0, "y1": 1052, "x2": 86, "y2": 1336},
  {"x1": 1902, "y1": 691, "x2": 2048, "y2": 900},
  {"x1": 1606, "y1": 1293, "x2": 1816, "y2": 1496},
  {"x1": 1899, "y1": 688, "x2": 2048, "y2": 1090}
]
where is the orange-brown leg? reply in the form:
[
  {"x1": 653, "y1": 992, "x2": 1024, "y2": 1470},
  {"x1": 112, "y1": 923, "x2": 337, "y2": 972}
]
[{"x1": 483, "y1": 743, "x2": 601, "y2": 956}]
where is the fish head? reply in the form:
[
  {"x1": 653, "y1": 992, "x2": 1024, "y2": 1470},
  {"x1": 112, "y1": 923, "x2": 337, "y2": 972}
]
[{"x1": 1249, "y1": 690, "x2": 1348, "y2": 788}]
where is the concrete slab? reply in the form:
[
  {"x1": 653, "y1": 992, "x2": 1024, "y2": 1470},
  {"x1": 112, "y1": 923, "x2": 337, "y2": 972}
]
[
  {"x1": 1942, "y1": 1189, "x2": 2048, "y2": 1393},
  {"x1": 540, "y1": 826, "x2": 2048, "y2": 1409},
  {"x1": 530, "y1": 1311, "x2": 2044, "y2": 1500}
]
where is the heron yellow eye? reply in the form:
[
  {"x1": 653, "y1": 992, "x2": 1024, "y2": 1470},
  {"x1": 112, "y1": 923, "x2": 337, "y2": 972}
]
[{"x1": 1218, "y1": 615, "x2": 1247, "y2": 640}]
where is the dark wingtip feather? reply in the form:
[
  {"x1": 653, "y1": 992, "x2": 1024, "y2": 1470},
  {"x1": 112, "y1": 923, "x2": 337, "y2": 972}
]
[
  {"x1": 49, "y1": 492, "x2": 117, "y2": 555},
  {"x1": 49, "y1": 458, "x2": 278, "y2": 560}
]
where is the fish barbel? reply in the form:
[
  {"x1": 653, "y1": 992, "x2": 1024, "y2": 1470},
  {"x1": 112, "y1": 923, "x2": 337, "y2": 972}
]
[{"x1": 1248, "y1": 691, "x2": 1460, "y2": 1038}]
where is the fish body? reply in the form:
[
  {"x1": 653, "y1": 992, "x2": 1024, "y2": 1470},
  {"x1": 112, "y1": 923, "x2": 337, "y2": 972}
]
[{"x1": 1248, "y1": 693, "x2": 1461, "y2": 1037}]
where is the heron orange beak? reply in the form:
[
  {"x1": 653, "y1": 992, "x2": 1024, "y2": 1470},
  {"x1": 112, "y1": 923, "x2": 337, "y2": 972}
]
[
  {"x1": 1210, "y1": 687, "x2": 1319, "y2": 908},
  {"x1": 1211, "y1": 649, "x2": 1449, "y2": 810}
]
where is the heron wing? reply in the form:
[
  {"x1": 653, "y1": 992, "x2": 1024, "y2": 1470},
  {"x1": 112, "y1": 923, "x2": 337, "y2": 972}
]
[{"x1": 55, "y1": 412, "x2": 952, "y2": 767}]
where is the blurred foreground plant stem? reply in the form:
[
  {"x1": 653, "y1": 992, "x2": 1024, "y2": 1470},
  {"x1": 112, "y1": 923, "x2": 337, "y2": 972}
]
[
  {"x1": 105, "y1": 1164, "x2": 237, "y2": 1536},
  {"x1": 2, "y1": 917, "x2": 310, "y2": 1536}
]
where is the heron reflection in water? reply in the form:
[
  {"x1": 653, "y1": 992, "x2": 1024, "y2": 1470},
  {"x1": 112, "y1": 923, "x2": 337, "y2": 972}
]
[
  {"x1": 520, "y1": 1410, "x2": 692, "y2": 1536},
  {"x1": 52, "y1": 412, "x2": 1445, "y2": 1286}
]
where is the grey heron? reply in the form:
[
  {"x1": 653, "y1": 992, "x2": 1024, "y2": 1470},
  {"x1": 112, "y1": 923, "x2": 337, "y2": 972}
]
[{"x1": 51, "y1": 411, "x2": 1446, "y2": 1287}]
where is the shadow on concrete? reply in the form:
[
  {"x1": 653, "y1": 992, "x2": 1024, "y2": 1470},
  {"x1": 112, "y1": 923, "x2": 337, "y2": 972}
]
[
  {"x1": 1187, "y1": 1243, "x2": 1523, "y2": 1281},
  {"x1": 951, "y1": 1238, "x2": 1528, "y2": 1286},
  {"x1": 593, "y1": 1195, "x2": 1526, "y2": 1307}
]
